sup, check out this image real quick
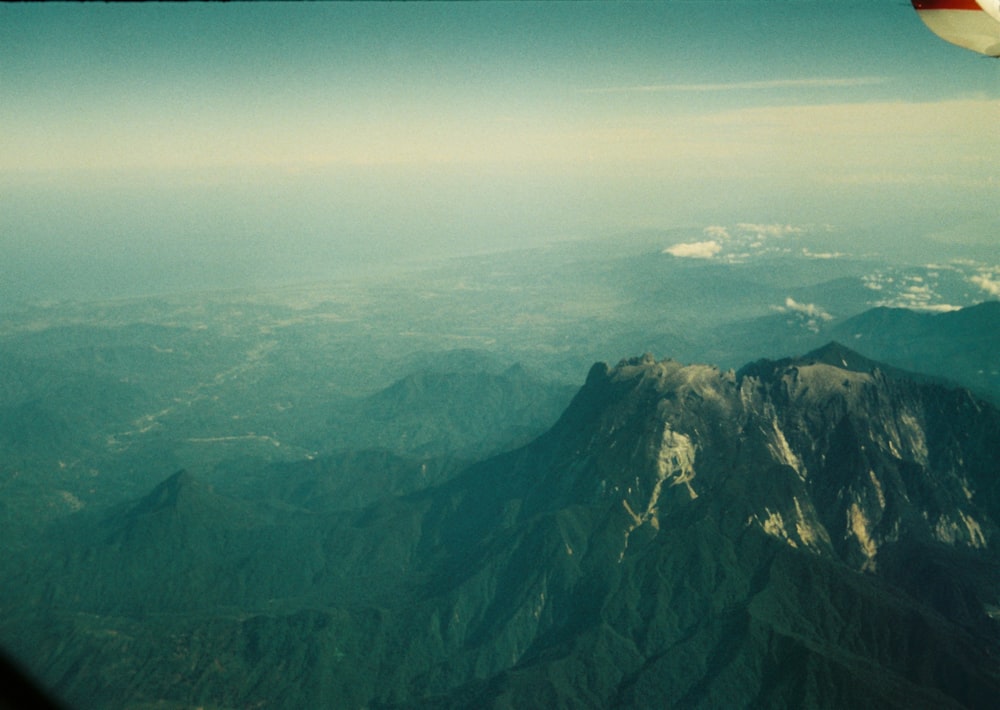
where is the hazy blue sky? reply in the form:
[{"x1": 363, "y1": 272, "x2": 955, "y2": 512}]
[{"x1": 2, "y1": 1, "x2": 998, "y2": 298}]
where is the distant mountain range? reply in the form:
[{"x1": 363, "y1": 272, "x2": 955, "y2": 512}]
[
  {"x1": 3, "y1": 343, "x2": 998, "y2": 708},
  {"x1": 322, "y1": 360, "x2": 578, "y2": 460},
  {"x1": 828, "y1": 301, "x2": 1000, "y2": 402},
  {"x1": 699, "y1": 301, "x2": 1000, "y2": 405}
]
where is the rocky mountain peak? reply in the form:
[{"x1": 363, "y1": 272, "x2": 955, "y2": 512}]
[
  {"x1": 403, "y1": 346, "x2": 1000, "y2": 707},
  {"x1": 533, "y1": 346, "x2": 997, "y2": 574}
]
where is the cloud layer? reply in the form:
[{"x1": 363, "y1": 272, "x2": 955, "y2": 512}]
[
  {"x1": 582, "y1": 77, "x2": 888, "y2": 94},
  {"x1": 775, "y1": 297, "x2": 833, "y2": 333},
  {"x1": 663, "y1": 223, "x2": 814, "y2": 261},
  {"x1": 663, "y1": 240, "x2": 723, "y2": 259},
  {"x1": 970, "y1": 272, "x2": 1000, "y2": 298}
]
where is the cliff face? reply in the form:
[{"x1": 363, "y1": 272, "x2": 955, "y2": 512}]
[
  {"x1": 435, "y1": 343, "x2": 997, "y2": 569},
  {"x1": 395, "y1": 344, "x2": 1000, "y2": 707},
  {"x1": 3, "y1": 344, "x2": 1000, "y2": 709}
]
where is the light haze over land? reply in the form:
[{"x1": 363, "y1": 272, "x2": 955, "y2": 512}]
[
  {"x1": 1, "y1": 1, "x2": 998, "y2": 300},
  {"x1": 4, "y1": 4, "x2": 1000, "y2": 708}
]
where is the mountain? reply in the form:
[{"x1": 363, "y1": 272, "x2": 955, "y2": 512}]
[
  {"x1": 2, "y1": 344, "x2": 999, "y2": 708},
  {"x1": 827, "y1": 301, "x2": 1000, "y2": 403},
  {"x1": 320, "y1": 362, "x2": 578, "y2": 459},
  {"x1": 696, "y1": 301, "x2": 1000, "y2": 405},
  {"x1": 0, "y1": 350, "x2": 154, "y2": 542},
  {"x1": 393, "y1": 345, "x2": 1000, "y2": 707}
]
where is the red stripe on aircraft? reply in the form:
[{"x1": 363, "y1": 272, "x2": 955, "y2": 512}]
[{"x1": 912, "y1": 0, "x2": 985, "y2": 10}]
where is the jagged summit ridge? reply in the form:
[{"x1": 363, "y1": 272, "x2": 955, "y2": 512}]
[
  {"x1": 402, "y1": 344, "x2": 1000, "y2": 707},
  {"x1": 554, "y1": 344, "x2": 997, "y2": 571}
]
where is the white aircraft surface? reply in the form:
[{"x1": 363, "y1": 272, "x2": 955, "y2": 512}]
[{"x1": 912, "y1": 0, "x2": 1000, "y2": 55}]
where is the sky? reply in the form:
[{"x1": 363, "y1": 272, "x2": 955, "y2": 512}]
[{"x1": 1, "y1": 1, "x2": 998, "y2": 300}]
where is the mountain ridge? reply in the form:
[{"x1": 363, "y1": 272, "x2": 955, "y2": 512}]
[
  {"x1": 395, "y1": 344, "x2": 1000, "y2": 706},
  {"x1": 3, "y1": 343, "x2": 999, "y2": 708}
]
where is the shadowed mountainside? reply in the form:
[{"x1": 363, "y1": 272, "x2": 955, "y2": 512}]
[{"x1": 2, "y1": 344, "x2": 999, "y2": 709}]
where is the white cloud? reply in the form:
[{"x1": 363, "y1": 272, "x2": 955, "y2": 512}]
[
  {"x1": 582, "y1": 77, "x2": 887, "y2": 94},
  {"x1": 737, "y1": 223, "x2": 804, "y2": 239},
  {"x1": 803, "y1": 249, "x2": 846, "y2": 259},
  {"x1": 775, "y1": 297, "x2": 833, "y2": 333},
  {"x1": 664, "y1": 222, "x2": 818, "y2": 262},
  {"x1": 874, "y1": 300, "x2": 961, "y2": 313},
  {"x1": 905, "y1": 284, "x2": 932, "y2": 297},
  {"x1": 872, "y1": 289, "x2": 962, "y2": 313},
  {"x1": 703, "y1": 225, "x2": 731, "y2": 241},
  {"x1": 781, "y1": 297, "x2": 833, "y2": 321},
  {"x1": 887, "y1": 284, "x2": 939, "y2": 311},
  {"x1": 663, "y1": 240, "x2": 723, "y2": 259},
  {"x1": 970, "y1": 273, "x2": 1000, "y2": 297},
  {"x1": 861, "y1": 266, "x2": 963, "y2": 312}
]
